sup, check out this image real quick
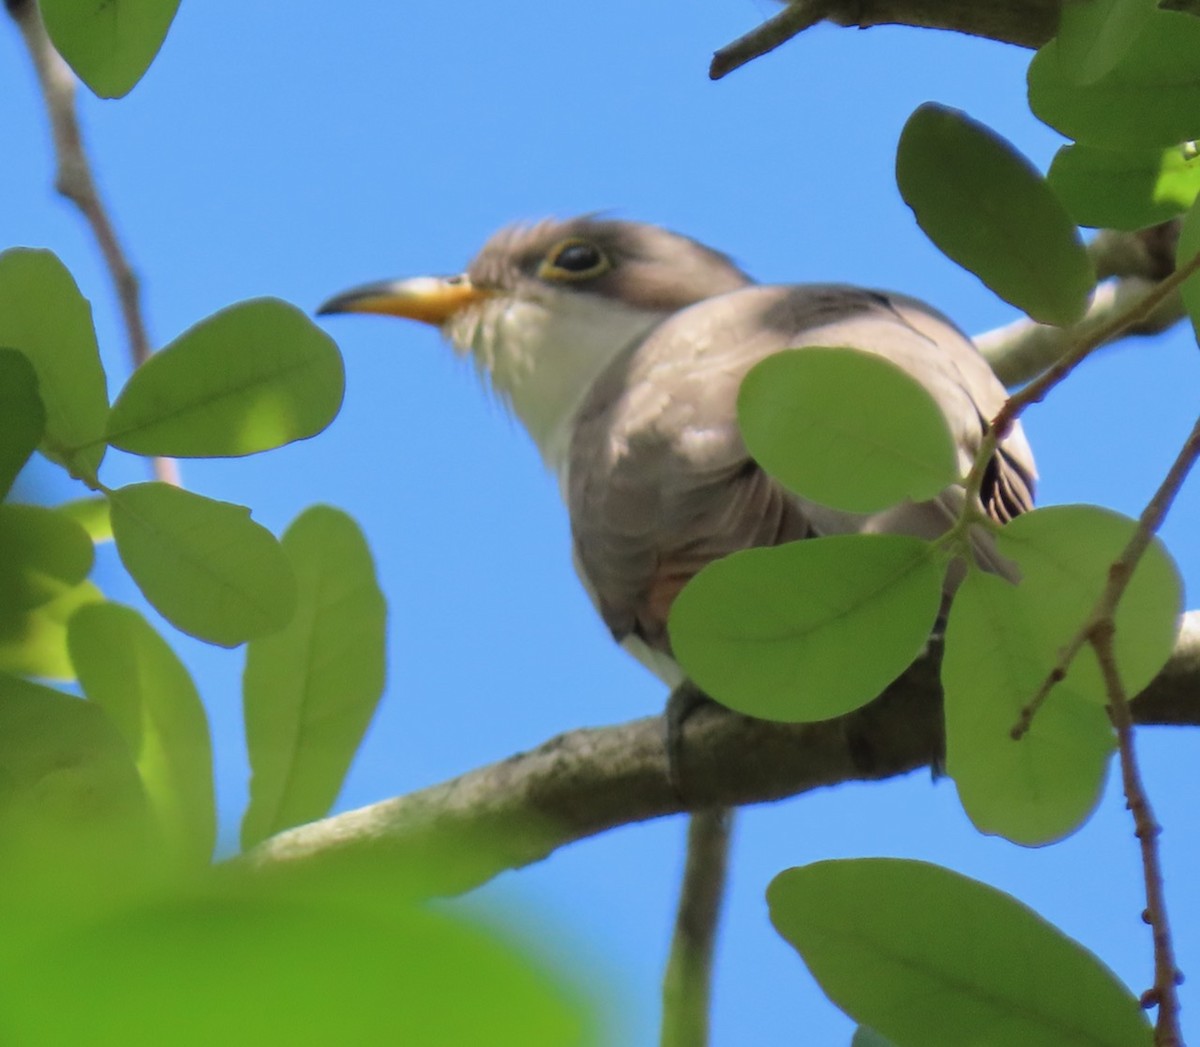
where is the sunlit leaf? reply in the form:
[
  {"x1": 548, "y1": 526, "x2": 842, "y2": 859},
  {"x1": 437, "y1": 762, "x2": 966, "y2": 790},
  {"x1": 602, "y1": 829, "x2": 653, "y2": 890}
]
[
  {"x1": 896, "y1": 104, "x2": 1093, "y2": 326},
  {"x1": 1055, "y1": 0, "x2": 1157, "y2": 84},
  {"x1": 241, "y1": 507, "x2": 386, "y2": 850},
  {"x1": 0, "y1": 503, "x2": 94, "y2": 613},
  {"x1": 0, "y1": 349, "x2": 45, "y2": 500},
  {"x1": 58, "y1": 496, "x2": 113, "y2": 544},
  {"x1": 738, "y1": 348, "x2": 958, "y2": 513},
  {"x1": 769, "y1": 859, "x2": 1152, "y2": 1047},
  {"x1": 670, "y1": 535, "x2": 944, "y2": 721},
  {"x1": 1028, "y1": 16, "x2": 1200, "y2": 148},
  {"x1": 38, "y1": 0, "x2": 181, "y2": 99},
  {"x1": 0, "y1": 250, "x2": 108, "y2": 480},
  {"x1": 1048, "y1": 143, "x2": 1200, "y2": 230},
  {"x1": 107, "y1": 299, "x2": 345, "y2": 459},
  {"x1": 69, "y1": 603, "x2": 216, "y2": 868},
  {"x1": 110, "y1": 482, "x2": 296, "y2": 647},
  {"x1": 0, "y1": 581, "x2": 103, "y2": 681}
]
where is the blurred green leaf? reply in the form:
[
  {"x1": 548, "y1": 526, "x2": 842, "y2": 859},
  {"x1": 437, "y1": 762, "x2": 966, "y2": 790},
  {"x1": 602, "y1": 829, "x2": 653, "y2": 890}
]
[
  {"x1": 4, "y1": 870, "x2": 593, "y2": 1046},
  {"x1": 1056, "y1": 0, "x2": 1157, "y2": 84},
  {"x1": 38, "y1": 0, "x2": 181, "y2": 99},
  {"x1": 738, "y1": 347, "x2": 958, "y2": 514},
  {"x1": 852, "y1": 1028, "x2": 898, "y2": 1047},
  {"x1": 943, "y1": 571, "x2": 1115, "y2": 844},
  {"x1": 0, "y1": 249, "x2": 108, "y2": 480},
  {"x1": 1028, "y1": 15, "x2": 1200, "y2": 148},
  {"x1": 896, "y1": 104, "x2": 1093, "y2": 326},
  {"x1": 69, "y1": 603, "x2": 216, "y2": 868},
  {"x1": 0, "y1": 581, "x2": 103, "y2": 680},
  {"x1": 670, "y1": 535, "x2": 944, "y2": 721},
  {"x1": 0, "y1": 503, "x2": 94, "y2": 613},
  {"x1": 768, "y1": 859, "x2": 1152, "y2": 1047},
  {"x1": 58, "y1": 495, "x2": 114, "y2": 544},
  {"x1": 0, "y1": 349, "x2": 45, "y2": 500},
  {"x1": 241, "y1": 506, "x2": 386, "y2": 851},
  {"x1": 110, "y1": 482, "x2": 296, "y2": 647},
  {"x1": 107, "y1": 299, "x2": 345, "y2": 459},
  {"x1": 1048, "y1": 143, "x2": 1200, "y2": 230},
  {"x1": 1178, "y1": 192, "x2": 1200, "y2": 340}
]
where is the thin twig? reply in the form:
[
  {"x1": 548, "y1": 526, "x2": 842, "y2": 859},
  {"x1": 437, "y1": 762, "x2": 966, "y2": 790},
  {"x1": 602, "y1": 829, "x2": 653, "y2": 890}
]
[
  {"x1": 661, "y1": 807, "x2": 733, "y2": 1047},
  {"x1": 1012, "y1": 414, "x2": 1200, "y2": 739},
  {"x1": 1090, "y1": 623, "x2": 1183, "y2": 1047},
  {"x1": 710, "y1": 1, "x2": 833, "y2": 80},
  {"x1": 8, "y1": 0, "x2": 179, "y2": 486}
]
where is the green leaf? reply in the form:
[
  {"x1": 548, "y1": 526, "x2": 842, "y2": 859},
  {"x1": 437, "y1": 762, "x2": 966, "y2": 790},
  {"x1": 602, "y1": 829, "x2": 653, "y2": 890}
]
[
  {"x1": 943, "y1": 571, "x2": 1116, "y2": 844},
  {"x1": 768, "y1": 859, "x2": 1152, "y2": 1047},
  {"x1": 110, "y1": 482, "x2": 297, "y2": 647},
  {"x1": 737, "y1": 348, "x2": 958, "y2": 513},
  {"x1": 0, "y1": 349, "x2": 45, "y2": 500},
  {"x1": 241, "y1": 507, "x2": 386, "y2": 851},
  {"x1": 58, "y1": 496, "x2": 113, "y2": 544},
  {"x1": 1028, "y1": 16, "x2": 1200, "y2": 148},
  {"x1": 1048, "y1": 143, "x2": 1200, "y2": 230},
  {"x1": 0, "y1": 503, "x2": 94, "y2": 613},
  {"x1": 896, "y1": 104, "x2": 1093, "y2": 326},
  {"x1": 0, "y1": 250, "x2": 108, "y2": 480},
  {"x1": 943, "y1": 505, "x2": 1181, "y2": 844},
  {"x1": 0, "y1": 581, "x2": 103, "y2": 681},
  {"x1": 852, "y1": 1029, "x2": 898, "y2": 1047},
  {"x1": 107, "y1": 299, "x2": 345, "y2": 459},
  {"x1": 669, "y1": 535, "x2": 945, "y2": 721},
  {"x1": 1056, "y1": 0, "x2": 1157, "y2": 84},
  {"x1": 68, "y1": 603, "x2": 216, "y2": 868},
  {"x1": 38, "y1": 0, "x2": 181, "y2": 99},
  {"x1": 1178, "y1": 191, "x2": 1200, "y2": 341}
]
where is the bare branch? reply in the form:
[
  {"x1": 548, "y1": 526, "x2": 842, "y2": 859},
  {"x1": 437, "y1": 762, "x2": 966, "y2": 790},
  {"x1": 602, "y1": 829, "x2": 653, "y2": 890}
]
[
  {"x1": 7, "y1": 0, "x2": 178, "y2": 486},
  {"x1": 239, "y1": 614, "x2": 1200, "y2": 894},
  {"x1": 710, "y1": 1, "x2": 833, "y2": 80}
]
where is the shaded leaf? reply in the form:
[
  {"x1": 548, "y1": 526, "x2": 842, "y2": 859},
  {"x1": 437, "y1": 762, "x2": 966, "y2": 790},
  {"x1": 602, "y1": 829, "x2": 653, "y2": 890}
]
[
  {"x1": 769, "y1": 859, "x2": 1152, "y2": 1047},
  {"x1": 58, "y1": 496, "x2": 113, "y2": 544},
  {"x1": 0, "y1": 503, "x2": 94, "y2": 613},
  {"x1": 670, "y1": 535, "x2": 944, "y2": 722},
  {"x1": 852, "y1": 1028, "x2": 898, "y2": 1047},
  {"x1": 0, "y1": 250, "x2": 108, "y2": 480},
  {"x1": 107, "y1": 299, "x2": 345, "y2": 459},
  {"x1": 1048, "y1": 143, "x2": 1200, "y2": 230},
  {"x1": 0, "y1": 581, "x2": 103, "y2": 681},
  {"x1": 738, "y1": 347, "x2": 958, "y2": 514},
  {"x1": 896, "y1": 104, "x2": 1093, "y2": 326},
  {"x1": 110, "y1": 482, "x2": 296, "y2": 647},
  {"x1": 0, "y1": 349, "x2": 45, "y2": 500},
  {"x1": 1056, "y1": 0, "x2": 1157, "y2": 84},
  {"x1": 69, "y1": 603, "x2": 216, "y2": 867},
  {"x1": 1028, "y1": 16, "x2": 1200, "y2": 148},
  {"x1": 38, "y1": 0, "x2": 181, "y2": 99},
  {"x1": 241, "y1": 506, "x2": 386, "y2": 850}
]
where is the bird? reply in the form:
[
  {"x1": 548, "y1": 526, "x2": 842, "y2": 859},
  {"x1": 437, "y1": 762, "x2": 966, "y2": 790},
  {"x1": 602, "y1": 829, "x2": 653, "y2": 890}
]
[{"x1": 317, "y1": 216, "x2": 1037, "y2": 722}]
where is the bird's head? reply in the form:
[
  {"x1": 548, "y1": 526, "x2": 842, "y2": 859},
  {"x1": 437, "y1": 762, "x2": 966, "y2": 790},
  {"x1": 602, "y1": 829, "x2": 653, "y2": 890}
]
[{"x1": 318, "y1": 216, "x2": 751, "y2": 467}]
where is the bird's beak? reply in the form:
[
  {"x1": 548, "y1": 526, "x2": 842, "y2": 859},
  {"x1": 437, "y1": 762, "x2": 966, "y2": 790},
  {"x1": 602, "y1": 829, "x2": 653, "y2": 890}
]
[{"x1": 316, "y1": 275, "x2": 490, "y2": 326}]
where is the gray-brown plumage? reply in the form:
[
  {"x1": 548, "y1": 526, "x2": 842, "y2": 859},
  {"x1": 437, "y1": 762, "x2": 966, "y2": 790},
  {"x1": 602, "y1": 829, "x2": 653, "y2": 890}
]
[{"x1": 319, "y1": 216, "x2": 1036, "y2": 684}]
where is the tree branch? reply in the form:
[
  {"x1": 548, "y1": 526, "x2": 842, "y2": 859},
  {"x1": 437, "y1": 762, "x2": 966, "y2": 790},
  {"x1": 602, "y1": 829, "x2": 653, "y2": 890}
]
[{"x1": 239, "y1": 612, "x2": 1200, "y2": 894}]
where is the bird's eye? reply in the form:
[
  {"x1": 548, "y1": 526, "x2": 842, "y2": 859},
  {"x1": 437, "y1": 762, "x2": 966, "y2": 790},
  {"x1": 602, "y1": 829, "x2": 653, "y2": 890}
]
[{"x1": 538, "y1": 238, "x2": 610, "y2": 281}]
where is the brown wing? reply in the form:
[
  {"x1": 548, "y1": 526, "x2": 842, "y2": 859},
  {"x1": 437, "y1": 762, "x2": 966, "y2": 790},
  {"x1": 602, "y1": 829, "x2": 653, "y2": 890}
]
[{"x1": 567, "y1": 284, "x2": 1036, "y2": 654}]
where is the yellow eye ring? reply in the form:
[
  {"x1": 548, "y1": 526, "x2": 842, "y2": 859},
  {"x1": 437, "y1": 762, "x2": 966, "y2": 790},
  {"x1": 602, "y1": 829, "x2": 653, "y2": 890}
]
[{"x1": 537, "y1": 238, "x2": 611, "y2": 281}]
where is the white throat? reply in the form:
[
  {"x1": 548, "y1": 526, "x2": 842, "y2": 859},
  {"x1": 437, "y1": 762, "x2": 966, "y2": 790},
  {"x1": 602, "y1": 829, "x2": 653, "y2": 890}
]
[{"x1": 443, "y1": 290, "x2": 667, "y2": 474}]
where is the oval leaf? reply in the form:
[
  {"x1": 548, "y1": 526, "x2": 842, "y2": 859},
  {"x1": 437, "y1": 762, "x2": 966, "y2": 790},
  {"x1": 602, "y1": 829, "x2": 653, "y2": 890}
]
[
  {"x1": 1048, "y1": 143, "x2": 1200, "y2": 231},
  {"x1": 669, "y1": 534, "x2": 945, "y2": 722},
  {"x1": 39, "y1": 0, "x2": 181, "y2": 99},
  {"x1": 109, "y1": 482, "x2": 297, "y2": 647},
  {"x1": 0, "y1": 349, "x2": 45, "y2": 500},
  {"x1": 69, "y1": 603, "x2": 216, "y2": 868},
  {"x1": 0, "y1": 250, "x2": 108, "y2": 480},
  {"x1": 0, "y1": 503, "x2": 94, "y2": 614},
  {"x1": 241, "y1": 506, "x2": 387, "y2": 850},
  {"x1": 1055, "y1": 0, "x2": 1157, "y2": 84},
  {"x1": 896, "y1": 104, "x2": 1093, "y2": 326},
  {"x1": 1028, "y1": 16, "x2": 1200, "y2": 149},
  {"x1": 107, "y1": 298, "x2": 345, "y2": 459},
  {"x1": 738, "y1": 348, "x2": 958, "y2": 513},
  {"x1": 768, "y1": 859, "x2": 1152, "y2": 1047}
]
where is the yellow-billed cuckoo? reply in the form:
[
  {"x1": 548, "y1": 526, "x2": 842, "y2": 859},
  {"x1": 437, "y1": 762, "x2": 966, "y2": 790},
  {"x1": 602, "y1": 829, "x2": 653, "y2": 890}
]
[{"x1": 318, "y1": 215, "x2": 1036, "y2": 706}]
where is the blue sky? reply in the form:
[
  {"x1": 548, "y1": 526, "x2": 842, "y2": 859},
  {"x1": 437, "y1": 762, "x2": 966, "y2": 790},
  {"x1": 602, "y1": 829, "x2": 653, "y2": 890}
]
[{"x1": 3, "y1": 2, "x2": 1198, "y2": 1043}]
